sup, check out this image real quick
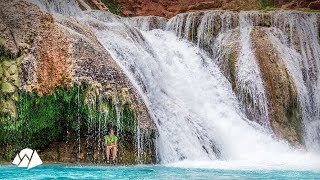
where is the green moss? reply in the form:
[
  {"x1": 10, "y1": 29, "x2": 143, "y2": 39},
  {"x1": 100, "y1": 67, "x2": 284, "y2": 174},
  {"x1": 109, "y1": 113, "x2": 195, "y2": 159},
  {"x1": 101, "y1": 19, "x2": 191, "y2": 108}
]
[
  {"x1": 286, "y1": 72, "x2": 304, "y2": 144},
  {"x1": 264, "y1": 6, "x2": 277, "y2": 11},
  {"x1": 259, "y1": 0, "x2": 284, "y2": 11},
  {"x1": 2, "y1": 60, "x2": 14, "y2": 68},
  {"x1": 11, "y1": 74, "x2": 20, "y2": 87},
  {"x1": 12, "y1": 91, "x2": 19, "y2": 102},
  {"x1": 101, "y1": 0, "x2": 124, "y2": 16},
  {"x1": 288, "y1": 100, "x2": 303, "y2": 143},
  {"x1": 6, "y1": 64, "x2": 18, "y2": 76},
  {"x1": 1, "y1": 82, "x2": 15, "y2": 94},
  {"x1": 101, "y1": 101, "x2": 109, "y2": 113},
  {"x1": 1, "y1": 99, "x2": 17, "y2": 118},
  {"x1": 122, "y1": 103, "x2": 137, "y2": 134},
  {"x1": 0, "y1": 82, "x2": 154, "y2": 163},
  {"x1": 260, "y1": 0, "x2": 274, "y2": 9}
]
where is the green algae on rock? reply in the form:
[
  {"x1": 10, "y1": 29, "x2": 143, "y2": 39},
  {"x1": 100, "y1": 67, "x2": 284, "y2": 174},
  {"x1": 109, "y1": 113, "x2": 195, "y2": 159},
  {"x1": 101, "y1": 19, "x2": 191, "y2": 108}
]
[{"x1": 0, "y1": 83, "x2": 156, "y2": 164}]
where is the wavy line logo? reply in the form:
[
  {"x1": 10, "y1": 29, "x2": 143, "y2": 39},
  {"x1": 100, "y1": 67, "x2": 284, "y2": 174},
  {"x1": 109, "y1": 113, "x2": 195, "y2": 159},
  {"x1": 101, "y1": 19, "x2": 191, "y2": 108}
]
[{"x1": 12, "y1": 148, "x2": 42, "y2": 169}]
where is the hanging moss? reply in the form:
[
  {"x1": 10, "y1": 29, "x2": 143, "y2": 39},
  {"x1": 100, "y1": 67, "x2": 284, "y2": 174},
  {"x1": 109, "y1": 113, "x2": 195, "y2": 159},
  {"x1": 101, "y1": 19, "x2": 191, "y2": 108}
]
[
  {"x1": 1, "y1": 85, "x2": 84, "y2": 157},
  {"x1": 0, "y1": 48, "x2": 23, "y2": 121},
  {"x1": 0, "y1": 81, "x2": 156, "y2": 163},
  {"x1": 122, "y1": 103, "x2": 136, "y2": 134}
]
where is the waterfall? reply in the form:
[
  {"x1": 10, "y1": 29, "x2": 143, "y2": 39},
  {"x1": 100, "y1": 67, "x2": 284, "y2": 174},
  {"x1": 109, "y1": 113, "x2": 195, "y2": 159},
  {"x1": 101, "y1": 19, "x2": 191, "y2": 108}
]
[
  {"x1": 24, "y1": 0, "x2": 320, "y2": 169},
  {"x1": 125, "y1": 16, "x2": 167, "y2": 31},
  {"x1": 167, "y1": 11, "x2": 270, "y2": 129},
  {"x1": 236, "y1": 13, "x2": 270, "y2": 128},
  {"x1": 84, "y1": 11, "x2": 320, "y2": 167},
  {"x1": 27, "y1": 0, "x2": 84, "y2": 17},
  {"x1": 267, "y1": 12, "x2": 320, "y2": 151}
]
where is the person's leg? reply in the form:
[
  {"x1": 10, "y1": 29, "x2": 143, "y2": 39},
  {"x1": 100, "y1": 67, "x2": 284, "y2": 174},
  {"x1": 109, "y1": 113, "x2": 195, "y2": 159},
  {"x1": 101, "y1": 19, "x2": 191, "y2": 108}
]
[
  {"x1": 106, "y1": 146, "x2": 111, "y2": 162},
  {"x1": 112, "y1": 146, "x2": 117, "y2": 161}
]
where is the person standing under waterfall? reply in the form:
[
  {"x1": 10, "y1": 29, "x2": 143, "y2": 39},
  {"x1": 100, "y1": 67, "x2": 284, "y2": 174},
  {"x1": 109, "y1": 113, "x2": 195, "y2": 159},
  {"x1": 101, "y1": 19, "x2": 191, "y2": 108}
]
[{"x1": 105, "y1": 127, "x2": 118, "y2": 164}]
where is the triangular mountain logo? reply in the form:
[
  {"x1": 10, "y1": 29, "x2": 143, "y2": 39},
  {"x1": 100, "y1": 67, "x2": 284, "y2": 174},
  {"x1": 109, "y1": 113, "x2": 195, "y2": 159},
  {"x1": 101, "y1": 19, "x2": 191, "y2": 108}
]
[{"x1": 12, "y1": 148, "x2": 42, "y2": 169}]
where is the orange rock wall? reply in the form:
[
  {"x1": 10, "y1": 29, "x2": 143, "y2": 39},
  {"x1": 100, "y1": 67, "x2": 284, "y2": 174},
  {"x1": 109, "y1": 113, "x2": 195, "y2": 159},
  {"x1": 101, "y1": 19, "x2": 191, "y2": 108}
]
[
  {"x1": 35, "y1": 14, "x2": 73, "y2": 96},
  {"x1": 106, "y1": 0, "x2": 320, "y2": 18}
]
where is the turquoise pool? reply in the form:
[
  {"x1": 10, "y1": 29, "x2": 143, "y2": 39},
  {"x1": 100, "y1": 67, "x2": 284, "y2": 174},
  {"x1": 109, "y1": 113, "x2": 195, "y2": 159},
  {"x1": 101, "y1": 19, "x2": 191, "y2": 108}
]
[{"x1": 0, "y1": 164, "x2": 319, "y2": 179}]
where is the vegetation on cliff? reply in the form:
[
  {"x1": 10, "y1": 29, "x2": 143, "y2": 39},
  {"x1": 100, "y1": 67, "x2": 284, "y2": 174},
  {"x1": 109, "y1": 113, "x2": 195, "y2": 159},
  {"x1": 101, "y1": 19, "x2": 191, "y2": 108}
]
[
  {"x1": 0, "y1": 81, "x2": 156, "y2": 164},
  {"x1": 101, "y1": 0, "x2": 123, "y2": 16}
]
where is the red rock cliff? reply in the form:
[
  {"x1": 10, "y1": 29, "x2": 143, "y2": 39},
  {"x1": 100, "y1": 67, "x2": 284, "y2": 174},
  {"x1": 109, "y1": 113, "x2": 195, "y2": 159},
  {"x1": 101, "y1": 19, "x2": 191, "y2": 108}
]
[{"x1": 102, "y1": 0, "x2": 320, "y2": 18}]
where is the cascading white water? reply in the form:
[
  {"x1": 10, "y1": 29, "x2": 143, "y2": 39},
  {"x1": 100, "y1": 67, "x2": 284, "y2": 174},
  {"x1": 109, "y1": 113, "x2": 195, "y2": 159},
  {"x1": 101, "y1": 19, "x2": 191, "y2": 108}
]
[
  {"x1": 125, "y1": 16, "x2": 167, "y2": 31},
  {"x1": 85, "y1": 12, "x2": 221, "y2": 162},
  {"x1": 166, "y1": 11, "x2": 271, "y2": 129},
  {"x1": 27, "y1": 0, "x2": 84, "y2": 17},
  {"x1": 196, "y1": 11, "x2": 235, "y2": 48},
  {"x1": 25, "y1": 0, "x2": 320, "y2": 170},
  {"x1": 236, "y1": 12, "x2": 270, "y2": 128},
  {"x1": 267, "y1": 12, "x2": 320, "y2": 152}
]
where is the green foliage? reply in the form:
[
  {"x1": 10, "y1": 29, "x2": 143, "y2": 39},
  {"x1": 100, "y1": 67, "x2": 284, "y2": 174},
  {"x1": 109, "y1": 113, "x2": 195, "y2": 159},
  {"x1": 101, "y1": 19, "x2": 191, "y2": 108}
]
[
  {"x1": 0, "y1": 83, "x2": 141, "y2": 160},
  {"x1": 264, "y1": 6, "x2": 277, "y2": 11},
  {"x1": 101, "y1": 0, "x2": 123, "y2": 16},
  {"x1": 2, "y1": 85, "x2": 87, "y2": 152},
  {"x1": 260, "y1": 0, "x2": 274, "y2": 9},
  {"x1": 1, "y1": 82, "x2": 15, "y2": 94},
  {"x1": 122, "y1": 103, "x2": 137, "y2": 134}
]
